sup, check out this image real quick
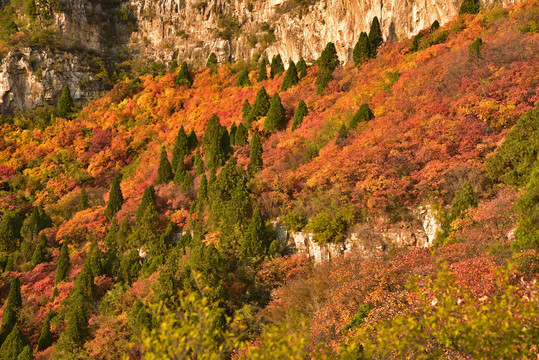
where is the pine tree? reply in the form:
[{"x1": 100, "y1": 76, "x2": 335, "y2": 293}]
[
  {"x1": 206, "y1": 52, "x2": 218, "y2": 73},
  {"x1": 242, "y1": 99, "x2": 251, "y2": 125},
  {"x1": 105, "y1": 176, "x2": 123, "y2": 219},
  {"x1": 316, "y1": 42, "x2": 339, "y2": 94},
  {"x1": 188, "y1": 130, "x2": 198, "y2": 150},
  {"x1": 118, "y1": 249, "x2": 141, "y2": 286},
  {"x1": 513, "y1": 168, "x2": 539, "y2": 250},
  {"x1": 37, "y1": 312, "x2": 54, "y2": 352},
  {"x1": 198, "y1": 174, "x2": 208, "y2": 202},
  {"x1": 31, "y1": 233, "x2": 48, "y2": 266},
  {"x1": 349, "y1": 103, "x2": 375, "y2": 129},
  {"x1": 136, "y1": 186, "x2": 156, "y2": 223},
  {"x1": 57, "y1": 84, "x2": 74, "y2": 118},
  {"x1": 174, "y1": 159, "x2": 187, "y2": 184},
  {"x1": 202, "y1": 115, "x2": 230, "y2": 169},
  {"x1": 229, "y1": 123, "x2": 237, "y2": 146},
  {"x1": 175, "y1": 61, "x2": 193, "y2": 88},
  {"x1": 0, "y1": 278, "x2": 22, "y2": 346},
  {"x1": 240, "y1": 207, "x2": 268, "y2": 262},
  {"x1": 26, "y1": 0, "x2": 36, "y2": 19},
  {"x1": 78, "y1": 186, "x2": 89, "y2": 211},
  {"x1": 468, "y1": 37, "x2": 485, "y2": 62},
  {"x1": 270, "y1": 54, "x2": 285, "y2": 78},
  {"x1": 264, "y1": 93, "x2": 286, "y2": 133},
  {"x1": 248, "y1": 132, "x2": 263, "y2": 175},
  {"x1": 281, "y1": 61, "x2": 299, "y2": 91},
  {"x1": 0, "y1": 326, "x2": 29, "y2": 360},
  {"x1": 194, "y1": 148, "x2": 205, "y2": 176},
  {"x1": 237, "y1": 69, "x2": 251, "y2": 87},
  {"x1": 296, "y1": 57, "x2": 307, "y2": 79},
  {"x1": 0, "y1": 211, "x2": 23, "y2": 252},
  {"x1": 368, "y1": 17, "x2": 383, "y2": 57},
  {"x1": 257, "y1": 57, "x2": 268, "y2": 82},
  {"x1": 411, "y1": 32, "x2": 424, "y2": 52},
  {"x1": 55, "y1": 243, "x2": 70, "y2": 284},
  {"x1": 291, "y1": 100, "x2": 308, "y2": 130},
  {"x1": 17, "y1": 345, "x2": 32, "y2": 360},
  {"x1": 250, "y1": 87, "x2": 271, "y2": 121},
  {"x1": 171, "y1": 126, "x2": 189, "y2": 170},
  {"x1": 20, "y1": 206, "x2": 52, "y2": 242},
  {"x1": 87, "y1": 241, "x2": 103, "y2": 278},
  {"x1": 337, "y1": 124, "x2": 348, "y2": 139},
  {"x1": 181, "y1": 172, "x2": 194, "y2": 192},
  {"x1": 169, "y1": 60, "x2": 178, "y2": 73},
  {"x1": 431, "y1": 20, "x2": 440, "y2": 30},
  {"x1": 55, "y1": 290, "x2": 89, "y2": 352},
  {"x1": 156, "y1": 148, "x2": 174, "y2": 185},
  {"x1": 235, "y1": 123, "x2": 248, "y2": 146},
  {"x1": 459, "y1": 0, "x2": 480, "y2": 14},
  {"x1": 353, "y1": 32, "x2": 371, "y2": 66}
]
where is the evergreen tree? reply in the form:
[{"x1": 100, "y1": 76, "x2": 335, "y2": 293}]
[
  {"x1": 248, "y1": 132, "x2": 263, "y2": 175},
  {"x1": 103, "y1": 219, "x2": 120, "y2": 277},
  {"x1": 368, "y1": 17, "x2": 383, "y2": 57},
  {"x1": 235, "y1": 123, "x2": 248, "y2": 146},
  {"x1": 136, "y1": 186, "x2": 156, "y2": 223},
  {"x1": 198, "y1": 174, "x2": 208, "y2": 202},
  {"x1": 240, "y1": 207, "x2": 268, "y2": 262},
  {"x1": 237, "y1": 69, "x2": 251, "y2": 87},
  {"x1": 171, "y1": 126, "x2": 189, "y2": 170},
  {"x1": 337, "y1": 124, "x2": 348, "y2": 139},
  {"x1": 0, "y1": 278, "x2": 22, "y2": 346},
  {"x1": 202, "y1": 115, "x2": 231, "y2": 169},
  {"x1": 194, "y1": 148, "x2": 205, "y2": 176},
  {"x1": 446, "y1": 182, "x2": 478, "y2": 228},
  {"x1": 156, "y1": 148, "x2": 174, "y2": 185},
  {"x1": 513, "y1": 168, "x2": 539, "y2": 250},
  {"x1": 175, "y1": 61, "x2": 193, "y2": 88},
  {"x1": 296, "y1": 57, "x2": 307, "y2": 79},
  {"x1": 468, "y1": 37, "x2": 485, "y2": 62},
  {"x1": 349, "y1": 103, "x2": 375, "y2": 129},
  {"x1": 31, "y1": 233, "x2": 48, "y2": 266},
  {"x1": 78, "y1": 186, "x2": 89, "y2": 211},
  {"x1": 181, "y1": 172, "x2": 194, "y2": 192},
  {"x1": 249, "y1": 87, "x2": 271, "y2": 122},
  {"x1": 411, "y1": 32, "x2": 424, "y2": 52},
  {"x1": 26, "y1": 0, "x2": 36, "y2": 19},
  {"x1": 105, "y1": 176, "x2": 123, "y2": 219},
  {"x1": 257, "y1": 57, "x2": 268, "y2": 82},
  {"x1": 55, "y1": 243, "x2": 70, "y2": 284},
  {"x1": 169, "y1": 60, "x2": 178, "y2": 73},
  {"x1": 87, "y1": 241, "x2": 103, "y2": 278},
  {"x1": 0, "y1": 211, "x2": 23, "y2": 252},
  {"x1": 174, "y1": 159, "x2": 187, "y2": 184},
  {"x1": 431, "y1": 20, "x2": 440, "y2": 30},
  {"x1": 316, "y1": 42, "x2": 339, "y2": 95},
  {"x1": 353, "y1": 32, "x2": 371, "y2": 65},
  {"x1": 17, "y1": 345, "x2": 32, "y2": 360},
  {"x1": 459, "y1": 0, "x2": 480, "y2": 14},
  {"x1": 270, "y1": 54, "x2": 285, "y2": 78},
  {"x1": 206, "y1": 52, "x2": 218, "y2": 73},
  {"x1": 229, "y1": 123, "x2": 237, "y2": 146},
  {"x1": 188, "y1": 130, "x2": 198, "y2": 150},
  {"x1": 55, "y1": 290, "x2": 89, "y2": 353},
  {"x1": 0, "y1": 326, "x2": 29, "y2": 360},
  {"x1": 281, "y1": 61, "x2": 299, "y2": 91},
  {"x1": 316, "y1": 70, "x2": 333, "y2": 95},
  {"x1": 20, "y1": 206, "x2": 52, "y2": 242},
  {"x1": 57, "y1": 84, "x2": 74, "y2": 118},
  {"x1": 264, "y1": 93, "x2": 286, "y2": 133},
  {"x1": 118, "y1": 249, "x2": 141, "y2": 286},
  {"x1": 37, "y1": 311, "x2": 54, "y2": 351},
  {"x1": 291, "y1": 100, "x2": 308, "y2": 130},
  {"x1": 242, "y1": 99, "x2": 251, "y2": 125}
]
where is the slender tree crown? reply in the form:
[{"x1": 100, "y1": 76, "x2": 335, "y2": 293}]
[
  {"x1": 235, "y1": 123, "x2": 249, "y2": 146},
  {"x1": 206, "y1": 52, "x2": 218, "y2": 72},
  {"x1": 281, "y1": 61, "x2": 299, "y2": 91},
  {"x1": 292, "y1": 100, "x2": 308, "y2": 131},
  {"x1": 264, "y1": 93, "x2": 286, "y2": 133},
  {"x1": 270, "y1": 54, "x2": 285, "y2": 78},
  {"x1": 257, "y1": 57, "x2": 268, "y2": 82},
  {"x1": 237, "y1": 69, "x2": 251, "y2": 87},
  {"x1": 250, "y1": 87, "x2": 271, "y2": 121},
  {"x1": 57, "y1": 84, "x2": 74, "y2": 118},
  {"x1": 55, "y1": 242, "x2": 70, "y2": 284},
  {"x1": 349, "y1": 103, "x2": 375, "y2": 129},
  {"x1": 353, "y1": 32, "x2": 371, "y2": 65},
  {"x1": 296, "y1": 58, "x2": 307, "y2": 78},
  {"x1": 248, "y1": 131, "x2": 263, "y2": 175},
  {"x1": 175, "y1": 62, "x2": 193, "y2": 87},
  {"x1": 172, "y1": 126, "x2": 189, "y2": 170},
  {"x1": 105, "y1": 176, "x2": 124, "y2": 219},
  {"x1": 156, "y1": 148, "x2": 174, "y2": 185},
  {"x1": 368, "y1": 17, "x2": 383, "y2": 57}
]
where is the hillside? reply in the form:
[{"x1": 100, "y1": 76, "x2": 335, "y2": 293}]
[{"x1": 0, "y1": 1, "x2": 538, "y2": 359}]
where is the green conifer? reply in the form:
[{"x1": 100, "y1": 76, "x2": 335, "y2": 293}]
[
  {"x1": 411, "y1": 32, "x2": 424, "y2": 53},
  {"x1": 318, "y1": 42, "x2": 339, "y2": 73},
  {"x1": 194, "y1": 148, "x2": 205, "y2": 176},
  {"x1": 0, "y1": 277, "x2": 22, "y2": 346},
  {"x1": 26, "y1": 0, "x2": 36, "y2": 19},
  {"x1": 257, "y1": 57, "x2": 268, "y2": 82},
  {"x1": 156, "y1": 148, "x2": 174, "y2": 185},
  {"x1": 37, "y1": 313, "x2": 54, "y2": 351},
  {"x1": 206, "y1": 52, "x2": 218, "y2": 73},
  {"x1": 0, "y1": 326, "x2": 29, "y2": 360},
  {"x1": 55, "y1": 243, "x2": 70, "y2": 284},
  {"x1": 264, "y1": 93, "x2": 286, "y2": 133},
  {"x1": 55, "y1": 290, "x2": 89, "y2": 352},
  {"x1": 202, "y1": 115, "x2": 230, "y2": 169},
  {"x1": 240, "y1": 206, "x2": 268, "y2": 262},
  {"x1": 188, "y1": 130, "x2": 198, "y2": 150},
  {"x1": 459, "y1": 0, "x2": 480, "y2": 14},
  {"x1": 349, "y1": 103, "x2": 375, "y2": 129},
  {"x1": 78, "y1": 186, "x2": 89, "y2": 211},
  {"x1": 249, "y1": 87, "x2": 271, "y2": 121},
  {"x1": 17, "y1": 345, "x2": 32, "y2": 360},
  {"x1": 235, "y1": 123, "x2": 248, "y2": 146},
  {"x1": 87, "y1": 241, "x2": 102, "y2": 278},
  {"x1": 368, "y1": 17, "x2": 383, "y2": 57},
  {"x1": 337, "y1": 124, "x2": 348, "y2": 139},
  {"x1": 296, "y1": 57, "x2": 307, "y2": 79},
  {"x1": 105, "y1": 176, "x2": 123, "y2": 219},
  {"x1": 198, "y1": 174, "x2": 208, "y2": 201},
  {"x1": 431, "y1": 20, "x2": 440, "y2": 30},
  {"x1": 181, "y1": 172, "x2": 194, "y2": 192},
  {"x1": 171, "y1": 126, "x2": 189, "y2": 170},
  {"x1": 291, "y1": 100, "x2": 308, "y2": 130},
  {"x1": 118, "y1": 249, "x2": 141, "y2": 286},
  {"x1": 31, "y1": 233, "x2": 48, "y2": 266},
  {"x1": 248, "y1": 132, "x2": 263, "y2": 175},
  {"x1": 20, "y1": 206, "x2": 52, "y2": 242},
  {"x1": 229, "y1": 123, "x2": 237, "y2": 145},
  {"x1": 468, "y1": 37, "x2": 485, "y2": 62},
  {"x1": 174, "y1": 159, "x2": 187, "y2": 184},
  {"x1": 242, "y1": 99, "x2": 251, "y2": 125},
  {"x1": 446, "y1": 181, "x2": 478, "y2": 228},
  {"x1": 175, "y1": 61, "x2": 193, "y2": 87},
  {"x1": 136, "y1": 186, "x2": 156, "y2": 223},
  {"x1": 169, "y1": 60, "x2": 178, "y2": 73},
  {"x1": 281, "y1": 61, "x2": 299, "y2": 91},
  {"x1": 353, "y1": 32, "x2": 371, "y2": 65},
  {"x1": 237, "y1": 69, "x2": 251, "y2": 87},
  {"x1": 57, "y1": 84, "x2": 74, "y2": 118},
  {"x1": 270, "y1": 54, "x2": 285, "y2": 78},
  {"x1": 513, "y1": 168, "x2": 539, "y2": 250},
  {"x1": 0, "y1": 211, "x2": 23, "y2": 252}
]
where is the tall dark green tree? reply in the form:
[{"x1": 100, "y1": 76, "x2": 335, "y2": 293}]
[
  {"x1": 431, "y1": 20, "x2": 440, "y2": 30},
  {"x1": 411, "y1": 32, "x2": 424, "y2": 52},
  {"x1": 78, "y1": 186, "x2": 90, "y2": 211},
  {"x1": 249, "y1": 87, "x2": 271, "y2": 122},
  {"x1": 468, "y1": 37, "x2": 485, "y2": 62},
  {"x1": 264, "y1": 93, "x2": 286, "y2": 133},
  {"x1": 87, "y1": 241, "x2": 103, "y2": 278},
  {"x1": 16, "y1": 345, "x2": 32, "y2": 360},
  {"x1": 105, "y1": 176, "x2": 123, "y2": 219},
  {"x1": 175, "y1": 61, "x2": 193, "y2": 87},
  {"x1": 281, "y1": 61, "x2": 299, "y2": 91},
  {"x1": 194, "y1": 148, "x2": 205, "y2": 176},
  {"x1": 55, "y1": 243, "x2": 70, "y2": 284},
  {"x1": 270, "y1": 54, "x2": 285, "y2": 78},
  {"x1": 235, "y1": 123, "x2": 248, "y2": 146},
  {"x1": 198, "y1": 174, "x2": 208, "y2": 202},
  {"x1": 0, "y1": 278, "x2": 22, "y2": 346},
  {"x1": 513, "y1": 167, "x2": 539, "y2": 250},
  {"x1": 20, "y1": 206, "x2": 52, "y2": 242},
  {"x1": 296, "y1": 57, "x2": 307, "y2": 79},
  {"x1": 174, "y1": 159, "x2": 187, "y2": 184},
  {"x1": 368, "y1": 17, "x2": 383, "y2": 57},
  {"x1": 54, "y1": 290, "x2": 90, "y2": 354},
  {"x1": 349, "y1": 103, "x2": 375, "y2": 129},
  {"x1": 0, "y1": 211, "x2": 23, "y2": 252},
  {"x1": 240, "y1": 206, "x2": 268, "y2": 262},
  {"x1": 171, "y1": 126, "x2": 189, "y2": 170},
  {"x1": 118, "y1": 249, "x2": 141, "y2": 286},
  {"x1": 242, "y1": 99, "x2": 251, "y2": 124},
  {"x1": 291, "y1": 100, "x2": 308, "y2": 130},
  {"x1": 136, "y1": 186, "x2": 156, "y2": 223},
  {"x1": 206, "y1": 52, "x2": 218, "y2": 73},
  {"x1": 248, "y1": 132, "x2": 263, "y2": 175},
  {"x1": 229, "y1": 123, "x2": 237, "y2": 145},
  {"x1": 31, "y1": 233, "x2": 48, "y2": 266},
  {"x1": 156, "y1": 148, "x2": 174, "y2": 185},
  {"x1": 202, "y1": 115, "x2": 231, "y2": 169},
  {"x1": 257, "y1": 57, "x2": 268, "y2": 82},
  {"x1": 188, "y1": 130, "x2": 198, "y2": 150},
  {"x1": 57, "y1": 84, "x2": 74, "y2": 118},
  {"x1": 0, "y1": 326, "x2": 29, "y2": 360},
  {"x1": 316, "y1": 42, "x2": 339, "y2": 95},
  {"x1": 459, "y1": 0, "x2": 480, "y2": 14},
  {"x1": 237, "y1": 69, "x2": 251, "y2": 87},
  {"x1": 181, "y1": 172, "x2": 194, "y2": 192},
  {"x1": 353, "y1": 32, "x2": 371, "y2": 65}
]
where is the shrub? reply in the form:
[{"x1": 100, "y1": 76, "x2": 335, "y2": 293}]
[
  {"x1": 307, "y1": 207, "x2": 356, "y2": 243},
  {"x1": 459, "y1": 0, "x2": 480, "y2": 15}
]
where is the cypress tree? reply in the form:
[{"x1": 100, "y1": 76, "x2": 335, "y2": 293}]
[
  {"x1": 17, "y1": 345, "x2": 32, "y2": 360},
  {"x1": 257, "y1": 57, "x2": 268, "y2": 82},
  {"x1": 235, "y1": 123, "x2": 248, "y2": 146},
  {"x1": 78, "y1": 186, "x2": 89, "y2": 211},
  {"x1": 318, "y1": 42, "x2": 339, "y2": 73},
  {"x1": 169, "y1": 60, "x2": 178, "y2": 73},
  {"x1": 55, "y1": 290, "x2": 90, "y2": 352},
  {"x1": 181, "y1": 172, "x2": 194, "y2": 192},
  {"x1": 431, "y1": 20, "x2": 440, "y2": 30},
  {"x1": 229, "y1": 123, "x2": 237, "y2": 146},
  {"x1": 20, "y1": 206, "x2": 52, "y2": 242},
  {"x1": 337, "y1": 124, "x2": 348, "y2": 139},
  {"x1": 459, "y1": 0, "x2": 480, "y2": 14},
  {"x1": 55, "y1": 243, "x2": 70, "y2": 284},
  {"x1": 0, "y1": 211, "x2": 23, "y2": 252},
  {"x1": 248, "y1": 132, "x2": 263, "y2": 175},
  {"x1": 136, "y1": 186, "x2": 156, "y2": 223},
  {"x1": 447, "y1": 182, "x2": 477, "y2": 225},
  {"x1": 175, "y1": 61, "x2": 193, "y2": 87},
  {"x1": 194, "y1": 148, "x2": 205, "y2": 176},
  {"x1": 349, "y1": 103, "x2": 375, "y2": 129},
  {"x1": 513, "y1": 168, "x2": 539, "y2": 250},
  {"x1": 188, "y1": 130, "x2": 198, "y2": 150},
  {"x1": 264, "y1": 93, "x2": 286, "y2": 133},
  {"x1": 87, "y1": 241, "x2": 103, "y2": 278},
  {"x1": 468, "y1": 37, "x2": 485, "y2": 62},
  {"x1": 156, "y1": 148, "x2": 174, "y2": 185},
  {"x1": 202, "y1": 115, "x2": 230, "y2": 169},
  {"x1": 368, "y1": 17, "x2": 383, "y2": 57},
  {"x1": 281, "y1": 61, "x2": 299, "y2": 91},
  {"x1": 57, "y1": 84, "x2": 74, "y2": 118},
  {"x1": 0, "y1": 326, "x2": 29, "y2": 360},
  {"x1": 270, "y1": 54, "x2": 285, "y2": 78},
  {"x1": 31, "y1": 233, "x2": 48, "y2": 266},
  {"x1": 0, "y1": 277, "x2": 22, "y2": 346},
  {"x1": 171, "y1": 126, "x2": 189, "y2": 170},
  {"x1": 296, "y1": 57, "x2": 307, "y2": 79},
  {"x1": 353, "y1": 32, "x2": 371, "y2": 66},
  {"x1": 118, "y1": 249, "x2": 141, "y2": 285},
  {"x1": 411, "y1": 32, "x2": 424, "y2": 53},
  {"x1": 237, "y1": 69, "x2": 251, "y2": 87},
  {"x1": 291, "y1": 100, "x2": 308, "y2": 130},
  {"x1": 105, "y1": 176, "x2": 123, "y2": 219},
  {"x1": 174, "y1": 159, "x2": 187, "y2": 184},
  {"x1": 242, "y1": 99, "x2": 251, "y2": 125},
  {"x1": 250, "y1": 87, "x2": 271, "y2": 121},
  {"x1": 37, "y1": 313, "x2": 54, "y2": 351},
  {"x1": 240, "y1": 206, "x2": 268, "y2": 262},
  {"x1": 206, "y1": 52, "x2": 218, "y2": 73},
  {"x1": 198, "y1": 174, "x2": 208, "y2": 201}
]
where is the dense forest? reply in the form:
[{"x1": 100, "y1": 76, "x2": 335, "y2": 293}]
[{"x1": 0, "y1": 0, "x2": 538, "y2": 358}]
